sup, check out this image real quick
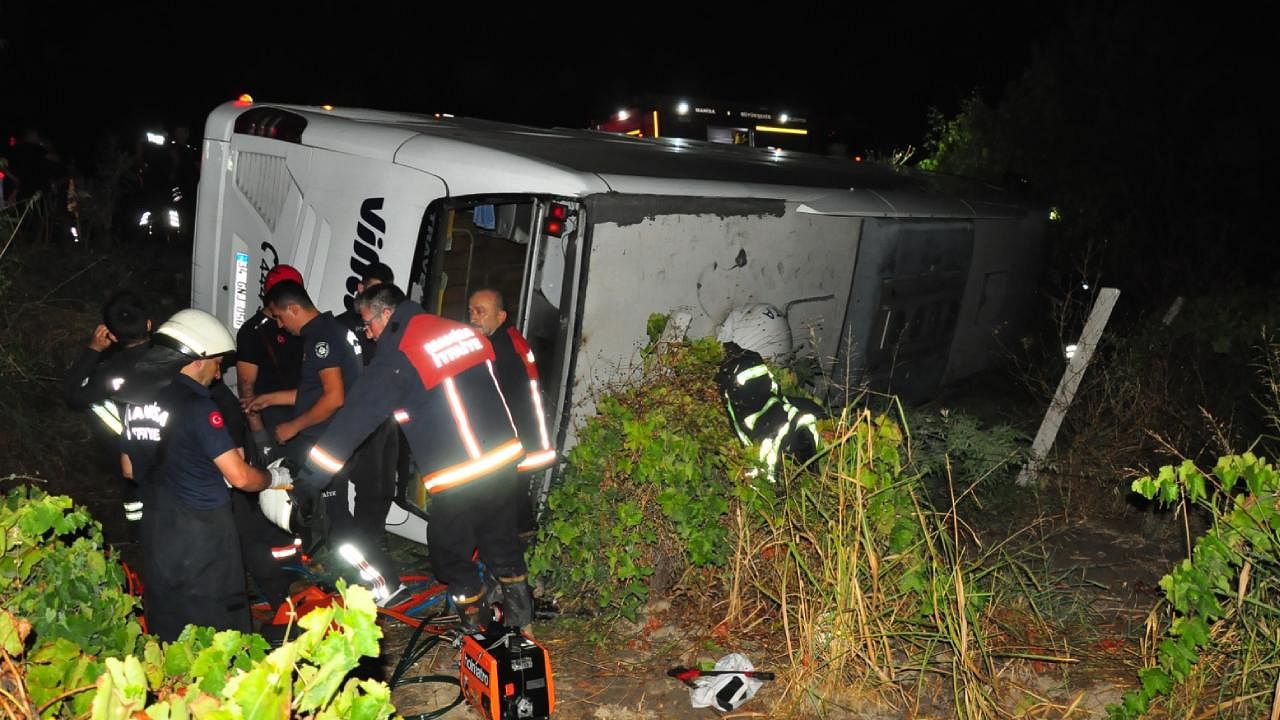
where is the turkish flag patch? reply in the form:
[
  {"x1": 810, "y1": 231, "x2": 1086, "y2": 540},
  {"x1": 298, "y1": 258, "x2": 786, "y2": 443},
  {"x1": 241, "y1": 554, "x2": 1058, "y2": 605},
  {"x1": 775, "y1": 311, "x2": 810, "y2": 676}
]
[{"x1": 208, "y1": 410, "x2": 225, "y2": 428}]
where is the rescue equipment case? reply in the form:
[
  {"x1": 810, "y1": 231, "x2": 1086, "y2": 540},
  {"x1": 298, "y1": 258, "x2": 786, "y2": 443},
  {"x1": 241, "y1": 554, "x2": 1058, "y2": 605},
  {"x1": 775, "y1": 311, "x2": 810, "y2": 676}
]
[{"x1": 460, "y1": 628, "x2": 554, "y2": 720}]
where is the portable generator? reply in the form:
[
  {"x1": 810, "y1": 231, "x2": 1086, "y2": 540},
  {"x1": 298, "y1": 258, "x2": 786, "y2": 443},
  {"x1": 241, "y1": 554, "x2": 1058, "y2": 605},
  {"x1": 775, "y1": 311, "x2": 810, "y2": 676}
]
[{"x1": 460, "y1": 627, "x2": 555, "y2": 720}]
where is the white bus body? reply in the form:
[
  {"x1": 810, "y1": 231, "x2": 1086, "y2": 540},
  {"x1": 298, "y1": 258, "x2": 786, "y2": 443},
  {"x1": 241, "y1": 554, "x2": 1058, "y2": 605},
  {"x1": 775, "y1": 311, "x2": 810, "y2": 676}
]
[{"x1": 192, "y1": 101, "x2": 1045, "y2": 542}]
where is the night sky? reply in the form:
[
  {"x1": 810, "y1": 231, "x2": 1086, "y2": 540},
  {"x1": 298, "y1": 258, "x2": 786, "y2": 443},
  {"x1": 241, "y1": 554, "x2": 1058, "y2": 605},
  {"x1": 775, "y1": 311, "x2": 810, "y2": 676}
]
[{"x1": 2, "y1": 2, "x2": 1057, "y2": 165}]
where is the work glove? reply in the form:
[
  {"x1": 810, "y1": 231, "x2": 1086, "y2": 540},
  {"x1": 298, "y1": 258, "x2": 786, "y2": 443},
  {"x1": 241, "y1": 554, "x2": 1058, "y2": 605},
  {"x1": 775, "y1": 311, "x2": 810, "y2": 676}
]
[
  {"x1": 266, "y1": 457, "x2": 293, "y2": 489},
  {"x1": 251, "y1": 428, "x2": 276, "y2": 466}
]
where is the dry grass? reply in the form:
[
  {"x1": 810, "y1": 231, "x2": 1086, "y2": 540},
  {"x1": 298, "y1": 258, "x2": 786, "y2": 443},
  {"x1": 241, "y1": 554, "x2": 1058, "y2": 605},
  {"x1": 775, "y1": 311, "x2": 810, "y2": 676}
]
[{"x1": 718, "y1": 407, "x2": 1068, "y2": 718}]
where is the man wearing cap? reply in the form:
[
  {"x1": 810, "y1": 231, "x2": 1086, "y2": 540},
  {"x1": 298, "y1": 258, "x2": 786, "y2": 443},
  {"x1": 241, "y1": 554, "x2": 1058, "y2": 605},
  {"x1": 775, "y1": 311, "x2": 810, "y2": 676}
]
[
  {"x1": 117, "y1": 309, "x2": 291, "y2": 641},
  {"x1": 236, "y1": 264, "x2": 305, "y2": 465}
]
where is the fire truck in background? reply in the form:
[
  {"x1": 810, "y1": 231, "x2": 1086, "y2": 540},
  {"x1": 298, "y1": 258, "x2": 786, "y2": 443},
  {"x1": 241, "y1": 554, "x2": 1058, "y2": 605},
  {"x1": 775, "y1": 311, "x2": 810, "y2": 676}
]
[{"x1": 593, "y1": 95, "x2": 824, "y2": 153}]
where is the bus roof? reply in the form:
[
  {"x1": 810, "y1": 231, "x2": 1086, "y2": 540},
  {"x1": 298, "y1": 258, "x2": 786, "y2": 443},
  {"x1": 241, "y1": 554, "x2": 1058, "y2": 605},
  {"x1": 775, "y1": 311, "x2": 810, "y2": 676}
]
[{"x1": 206, "y1": 101, "x2": 1030, "y2": 218}]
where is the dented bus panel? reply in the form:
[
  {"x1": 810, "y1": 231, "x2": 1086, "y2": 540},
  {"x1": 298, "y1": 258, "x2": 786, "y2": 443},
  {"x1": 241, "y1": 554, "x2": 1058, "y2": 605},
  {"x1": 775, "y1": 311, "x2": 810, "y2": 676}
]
[{"x1": 191, "y1": 100, "x2": 1046, "y2": 540}]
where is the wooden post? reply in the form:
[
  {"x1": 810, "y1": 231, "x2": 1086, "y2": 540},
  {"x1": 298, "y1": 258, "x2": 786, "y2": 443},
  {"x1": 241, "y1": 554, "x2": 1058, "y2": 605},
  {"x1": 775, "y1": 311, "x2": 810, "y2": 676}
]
[
  {"x1": 656, "y1": 310, "x2": 693, "y2": 354},
  {"x1": 1016, "y1": 287, "x2": 1121, "y2": 487},
  {"x1": 1161, "y1": 296, "x2": 1184, "y2": 326}
]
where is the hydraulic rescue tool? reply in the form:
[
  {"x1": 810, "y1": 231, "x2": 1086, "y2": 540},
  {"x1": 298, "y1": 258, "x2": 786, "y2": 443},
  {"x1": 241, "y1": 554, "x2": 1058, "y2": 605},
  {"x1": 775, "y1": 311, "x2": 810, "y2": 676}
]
[
  {"x1": 460, "y1": 624, "x2": 554, "y2": 720},
  {"x1": 666, "y1": 666, "x2": 776, "y2": 685},
  {"x1": 382, "y1": 577, "x2": 556, "y2": 720}
]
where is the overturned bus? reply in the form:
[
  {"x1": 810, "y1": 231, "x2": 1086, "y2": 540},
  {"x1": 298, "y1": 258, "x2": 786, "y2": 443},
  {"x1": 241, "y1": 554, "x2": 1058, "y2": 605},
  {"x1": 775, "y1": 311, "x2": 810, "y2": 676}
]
[{"x1": 190, "y1": 100, "x2": 1046, "y2": 540}]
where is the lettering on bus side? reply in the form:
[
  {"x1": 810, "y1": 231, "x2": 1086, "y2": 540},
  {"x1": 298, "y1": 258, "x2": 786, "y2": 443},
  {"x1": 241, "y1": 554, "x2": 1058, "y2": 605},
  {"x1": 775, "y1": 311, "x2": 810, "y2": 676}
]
[
  {"x1": 344, "y1": 197, "x2": 386, "y2": 310},
  {"x1": 257, "y1": 241, "x2": 280, "y2": 301}
]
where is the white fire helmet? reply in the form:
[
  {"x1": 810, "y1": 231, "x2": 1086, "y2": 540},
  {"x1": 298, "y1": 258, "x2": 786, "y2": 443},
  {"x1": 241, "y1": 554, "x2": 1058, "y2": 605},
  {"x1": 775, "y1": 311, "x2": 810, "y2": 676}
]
[
  {"x1": 154, "y1": 309, "x2": 235, "y2": 359},
  {"x1": 688, "y1": 653, "x2": 763, "y2": 711},
  {"x1": 716, "y1": 303, "x2": 792, "y2": 361},
  {"x1": 259, "y1": 487, "x2": 295, "y2": 533}
]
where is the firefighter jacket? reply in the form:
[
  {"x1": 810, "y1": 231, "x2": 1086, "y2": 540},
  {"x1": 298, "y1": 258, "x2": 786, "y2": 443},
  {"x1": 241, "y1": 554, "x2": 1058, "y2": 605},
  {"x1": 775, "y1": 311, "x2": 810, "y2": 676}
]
[
  {"x1": 488, "y1": 319, "x2": 556, "y2": 473},
  {"x1": 302, "y1": 301, "x2": 522, "y2": 510},
  {"x1": 118, "y1": 370, "x2": 252, "y2": 640},
  {"x1": 120, "y1": 373, "x2": 240, "y2": 508},
  {"x1": 64, "y1": 340, "x2": 152, "y2": 436},
  {"x1": 715, "y1": 345, "x2": 821, "y2": 482}
]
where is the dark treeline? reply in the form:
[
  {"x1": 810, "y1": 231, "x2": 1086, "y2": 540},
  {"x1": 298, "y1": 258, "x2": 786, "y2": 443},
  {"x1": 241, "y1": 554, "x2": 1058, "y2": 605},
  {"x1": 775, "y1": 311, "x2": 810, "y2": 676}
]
[{"x1": 921, "y1": 5, "x2": 1275, "y2": 310}]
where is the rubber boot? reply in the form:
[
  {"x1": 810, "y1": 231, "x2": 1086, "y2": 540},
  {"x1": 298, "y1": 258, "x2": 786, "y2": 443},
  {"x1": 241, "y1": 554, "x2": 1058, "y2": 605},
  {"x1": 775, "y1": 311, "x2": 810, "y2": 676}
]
[
  {"x1": 498, "y1": 574, "x2": 533, "y2": 628},
  {"x1": 450, "y1": 588, "x2": 490, "y2": 634}
]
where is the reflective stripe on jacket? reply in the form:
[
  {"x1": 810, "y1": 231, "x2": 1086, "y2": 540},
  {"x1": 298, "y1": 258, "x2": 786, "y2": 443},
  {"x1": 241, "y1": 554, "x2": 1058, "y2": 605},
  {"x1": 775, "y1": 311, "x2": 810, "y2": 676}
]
[
  {"x1": 305, "y1": 302, "x2": 522, "y2": 507},
  {"x1": 490, "y1": 321, "x2": 556, "y2": 473}
]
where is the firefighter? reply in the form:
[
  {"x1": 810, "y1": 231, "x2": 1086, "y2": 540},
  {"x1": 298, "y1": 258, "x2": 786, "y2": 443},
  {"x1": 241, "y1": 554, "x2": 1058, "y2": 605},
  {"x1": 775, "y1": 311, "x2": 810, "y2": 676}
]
[
  {"x1": 715, "y1": 342, "x2": 821, "y2": 483},
  {"x1": 334, "y1": 263, "x2": 402, "y2": 580},
  {"x1": 292, "y1": 283, "x2": 531, "y2": 630},
  {"x1": 336, "y1": 262, "x2": 393, "y2": 359},
  {"x1": 116, "y1": 309, "x2": 291, "y2": 641},
  {"x1": 468, "y1": 287, "x2": 556, "y2": 539},
  {"x1": 64, "y1": 290, "x2": 153, "y2": 535}
]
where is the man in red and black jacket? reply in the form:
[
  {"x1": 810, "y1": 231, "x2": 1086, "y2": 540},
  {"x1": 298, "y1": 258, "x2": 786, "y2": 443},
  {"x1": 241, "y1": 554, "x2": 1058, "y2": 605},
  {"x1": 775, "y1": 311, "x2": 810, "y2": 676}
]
[
  {"x1": 294, "y1": 284, "x2": 530, "y2": 631},
  {"x1": 468, "y1": 287, "x2": 556, "y2": 538}
]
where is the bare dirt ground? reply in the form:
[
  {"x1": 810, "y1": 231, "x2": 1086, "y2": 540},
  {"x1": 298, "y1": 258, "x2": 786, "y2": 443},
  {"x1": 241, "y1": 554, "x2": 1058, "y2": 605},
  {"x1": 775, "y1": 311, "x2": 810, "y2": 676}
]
[
  {"x1": 367, "y1": 504, "x2": 1180, "y2": 719},
  {"x1": 378, "y1": 599, "x2": 747, "y2": 720}
]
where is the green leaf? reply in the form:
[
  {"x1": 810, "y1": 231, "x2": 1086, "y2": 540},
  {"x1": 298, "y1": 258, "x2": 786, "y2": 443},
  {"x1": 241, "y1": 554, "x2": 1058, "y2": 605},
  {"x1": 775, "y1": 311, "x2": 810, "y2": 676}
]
[
  {"x1": 1131, "y1": 475, "x2": 1157, "y2": 499},
  {"x1": 1184, "y1": 468, "x2": 1207, "y2": 504},
  {"x1": 1158, "y1": 469, "x2": 1181, "y2": 504},
  {"x1": 226, "y1": 651, "x2": 293, "y2": 720},
  {"x1": 0, "y1": 612, "x2": 25, "y2": 655},
  {"x1": 143, "y1": 640, "x2": 166, "y2": 689},
  {"x1": 17, "y1": 498, "x2": 63, "y2": 537},
  {"x1": 319, "y1": 678, "x2": 395, "y2": 720},
  {"x1": 1121, "y1": 690, "x2": 1149, "y2": 716},
  {"x1": 1214, "y1": 455, "x2": 1242, "y2": 490},
  {"x1": 89, "y1": 656, "x2": 148, "y2": 720},
  {"x1": 189, "y1": 630, "x2": 246, "y2": 695},
  {"x1": 616, "y1": 501, "x2": 643, "y2": 528}
]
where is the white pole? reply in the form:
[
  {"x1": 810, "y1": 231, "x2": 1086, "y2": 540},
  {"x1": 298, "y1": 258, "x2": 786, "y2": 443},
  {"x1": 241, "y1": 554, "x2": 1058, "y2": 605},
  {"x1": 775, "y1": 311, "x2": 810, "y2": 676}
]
[
  {"x1": 656, "y1": 309, "x2": 693, "y2": 354},
  {"x1": 1016, "y1": 287, "x2": 1121, "y2": 487},
  {"x1": 1161, "y1": 296, "x2": 1184, "y2": 326}
]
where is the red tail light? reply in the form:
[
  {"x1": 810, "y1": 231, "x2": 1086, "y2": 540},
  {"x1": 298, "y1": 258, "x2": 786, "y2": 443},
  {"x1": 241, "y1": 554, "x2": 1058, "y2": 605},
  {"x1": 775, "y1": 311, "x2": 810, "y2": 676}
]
[{"x1": 544, "y1": 202, "x2": 570, "y2": 237}]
